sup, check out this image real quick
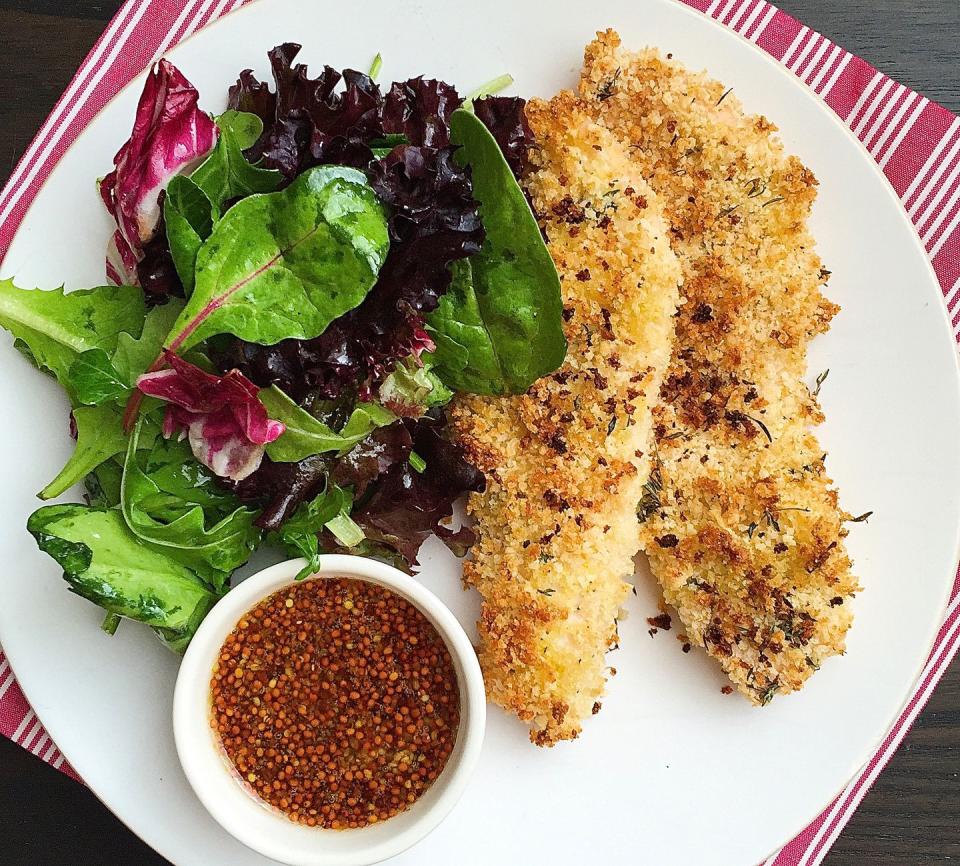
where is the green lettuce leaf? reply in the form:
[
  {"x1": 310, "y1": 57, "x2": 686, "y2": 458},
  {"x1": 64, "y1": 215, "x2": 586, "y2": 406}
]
[
  {"x1": 37, "y1": 301, "x2": 178, "y2": 495},
  {"x1": 0, "y1": 280, "x2": 147, "y2": 402},
  {"x1": 164, "y1": 176, "x2": 214, "y2": 295},
  {"x1": 68, "y1": 348, "x2": 129, "y2": 405},
  {"x1": 84, "y1": 458, "x2": 124, "y2": 508},
  {"x1": 120, "y1": 421, "x2": 261, "y2": 590},
  {"x1": 260, "y1": 386, "x2": 396, "y2": 462},
  {"x1": 27, "y1": 504, "x2": 216, "y2": 653},
  {"x1": 428, "y1": 109, "x2": 566, "y2": 395},
  {"x1": 66, "y1": 302, "x2": 185, "y2": 408},
  {"x1": 190, "y1": 111, "x2": 282, "y2": 212},
  {"x1": 270, "y1": 482, "x2": 360, "y2": 579},
  {"x1": 377, "y1": 356, "x2": 453, "y2": 417},
  {"x1": 137, "y1": 436, "x2": 244, "y2": 518},
  {"x1": 39, "y1": 404, "x2": 159, "y2": 501},
  {"x1": 111, "y1": 300, "x2": 184, "y2": 385},
  {"x1": 162, "y1": 165, "x2": 390, "y2": 355}
]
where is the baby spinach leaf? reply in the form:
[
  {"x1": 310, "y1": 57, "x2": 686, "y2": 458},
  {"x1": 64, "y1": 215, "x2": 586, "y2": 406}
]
[
  {"x1": 68, "y1": 349, "x2": 130, "y2": 405},
  {"x1": 260, "y1": 386, "x2": 396, "y2": 462},
  {"x1": 39, "y1": 404, "x2": 159, "y2": 501},
  {"x1": 162, "y1": 165, "x2": 390, "y2": 355},
  {"x1": 428, "y1": 109, "x2": 566, "y2": 395},
  {"x1": 27, "y1": 504, "x2": 216, "y2": 653},
  {"x1": 0, "y1": 280, "x2": 147, "y2": 402},
  {"x1": 165, "y1": 113, "x2": 283, "y2": 294},
  {"x1": 121, "y1": 420, "x2": 261, "y2": 590},
  {"x1": 429, "y1": 260, "x2": 506, "y2": 393},
  {"x1": 165, "y1": 176, "x2": 214, "y2": 294},
  {"x1": 190, "y1": 111, "x2": 282, "y2": 213}
]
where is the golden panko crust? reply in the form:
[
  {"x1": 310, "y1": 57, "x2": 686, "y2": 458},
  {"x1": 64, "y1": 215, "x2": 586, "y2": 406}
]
[
  {"x1": 452, "y1": 94, "x2": 682, "y2": 744},
  {"x1": 580, "y1": 30, "x2": 858, "y2": 704}
]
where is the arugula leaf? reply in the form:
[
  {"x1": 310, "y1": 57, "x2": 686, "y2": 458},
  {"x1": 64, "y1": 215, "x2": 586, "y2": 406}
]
[
  {"x1": 121, "y1": 420, "x2": 261, "y2": 590},
  {"x1": 270, "y1": 482, "x2": 359, "y2": 579},
  {"x1": 27, "y1": 504, "x2": 216, "y2": 653},
  {"x1": 259, "y1": 386, "x2": 396, "y2": 462},
  {"x1": 39, "y1": 404, "x2": 159, "y2": 501},
  {"x1": 0, "y1": 280, "x2": 147, "y2": 402},
  {"x1": 164, "y1": 176, "x2": 214, "y2": 295},
  {"x1": 191, "y1": 111, "x2": 282, "y2": 212},
  {"x1": 428, "y1": 109, "x2": 566, "y2": 395},
  {"x1": 162, "y1": 165, "x2": 390, "y2": 355}
]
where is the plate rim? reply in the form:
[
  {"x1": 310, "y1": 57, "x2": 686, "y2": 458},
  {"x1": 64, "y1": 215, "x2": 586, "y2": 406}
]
[{"x1": 2, "y1": 0, "x2": 959, "y2": 862}]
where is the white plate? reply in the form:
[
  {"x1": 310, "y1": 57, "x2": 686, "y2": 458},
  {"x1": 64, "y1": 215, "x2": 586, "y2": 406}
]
[{"x1": 2, "y1": 1, "x2": 959, "y2": 864}]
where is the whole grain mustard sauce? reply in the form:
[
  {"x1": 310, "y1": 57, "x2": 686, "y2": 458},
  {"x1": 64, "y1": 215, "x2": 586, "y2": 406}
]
[{"x1": 210, "y1": 577, "x2": 460, "y2": 828}]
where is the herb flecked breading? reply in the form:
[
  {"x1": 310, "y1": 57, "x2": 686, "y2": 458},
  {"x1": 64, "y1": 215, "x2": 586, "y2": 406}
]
[
  {"x1": 451, "y1": 93, "x2": 682, "y2": 745},
  {"x1": 581, "y1": 30, "x2": 859, "y2": 704}
]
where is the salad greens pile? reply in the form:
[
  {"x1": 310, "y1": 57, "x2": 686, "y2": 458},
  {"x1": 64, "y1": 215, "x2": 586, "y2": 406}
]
[{"x1": 3, "y1": 45, "x2": 567, "y2": 652}]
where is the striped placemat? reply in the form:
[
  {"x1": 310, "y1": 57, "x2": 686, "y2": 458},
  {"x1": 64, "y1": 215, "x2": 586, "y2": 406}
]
[{"x1": 1, "y1": 2, "x2": 958, "y2": 863}]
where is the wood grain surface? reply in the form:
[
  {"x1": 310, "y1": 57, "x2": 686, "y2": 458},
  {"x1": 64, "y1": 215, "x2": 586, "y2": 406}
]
[{"x1": 0, "y1": 2, "x2": 957, "y2": 864}]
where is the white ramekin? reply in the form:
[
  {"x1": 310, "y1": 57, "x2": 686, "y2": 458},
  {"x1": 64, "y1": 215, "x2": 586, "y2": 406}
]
[{"x1": 173, "y1": 556, "x2": 486, "y2": 866}]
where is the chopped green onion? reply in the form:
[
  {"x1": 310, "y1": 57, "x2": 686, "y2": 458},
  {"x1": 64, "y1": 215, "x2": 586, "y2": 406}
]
[
  {"x1": 409, "y1": 451, "x2": 427, "y2": 473},
  {"x1": 325, "y1": 512, "x2": 365, "y2": 548},
  {"x1": 369, "y1": 53, "x2": 383, "y2": 81},
  {"x1": 465, "y1": 73, "x2": 515, "y2": 108},
  {"x1": 101, "y1": 613, "x2": 121, "y2": 636}
]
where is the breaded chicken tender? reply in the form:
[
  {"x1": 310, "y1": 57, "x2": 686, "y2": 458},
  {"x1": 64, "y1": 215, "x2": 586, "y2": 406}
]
[
  {"x1": 580, "y1": 30, "x2": 858, "y2": 704},
  {"x1": 451, "y1": 94, "x2": 681, "y2": 744}
]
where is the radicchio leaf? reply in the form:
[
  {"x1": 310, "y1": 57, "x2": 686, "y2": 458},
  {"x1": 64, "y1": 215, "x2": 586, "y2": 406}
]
[
  {"x1": 100, "y1": 60, "x2": 217, "y2": 295},
  {"x1": 137, "y1": 352, "x2": 284, "y2": 482}
]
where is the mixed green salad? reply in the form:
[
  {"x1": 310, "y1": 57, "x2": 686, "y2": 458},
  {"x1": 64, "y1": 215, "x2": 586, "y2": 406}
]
[{"x1": 3, "y1": 45, "x2": 566, "y2": 651}]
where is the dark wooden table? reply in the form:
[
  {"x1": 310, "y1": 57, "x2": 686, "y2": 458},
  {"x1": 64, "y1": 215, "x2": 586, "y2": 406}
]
[{"x1": 0, "y1": 1, "x2": 957, "y2": 864}]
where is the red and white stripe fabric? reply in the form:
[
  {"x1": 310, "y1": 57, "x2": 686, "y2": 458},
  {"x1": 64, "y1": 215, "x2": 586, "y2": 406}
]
[{"x1": 0, "y1": 1, "x2": 957, "y2": 862}]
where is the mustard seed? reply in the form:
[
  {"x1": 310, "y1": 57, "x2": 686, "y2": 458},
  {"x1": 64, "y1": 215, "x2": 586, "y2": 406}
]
[{"x1": 211, "y1": 577, "x2": 460, "y2": 829}]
